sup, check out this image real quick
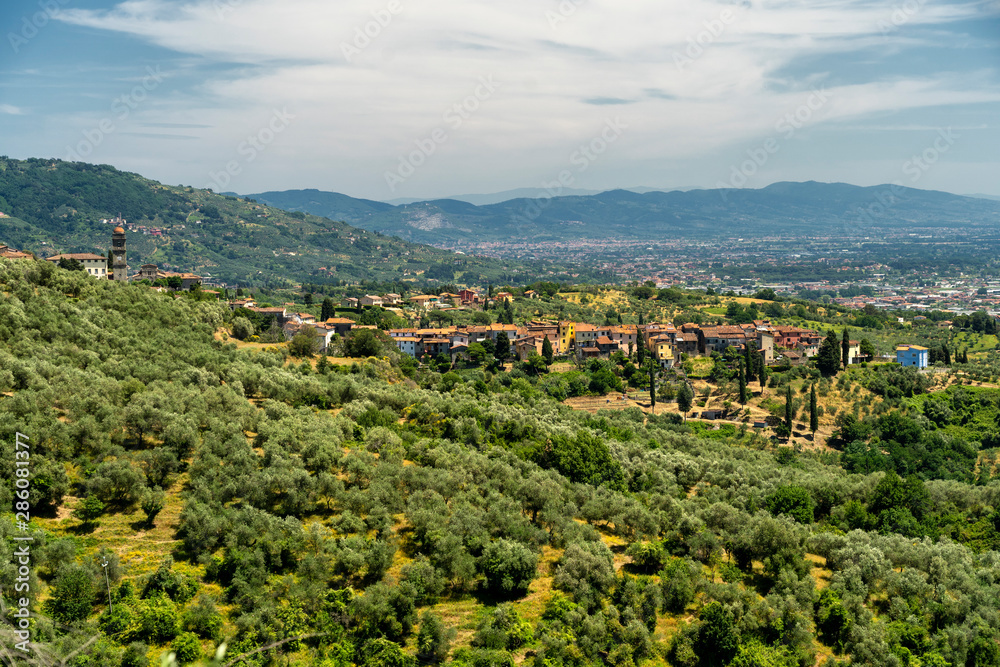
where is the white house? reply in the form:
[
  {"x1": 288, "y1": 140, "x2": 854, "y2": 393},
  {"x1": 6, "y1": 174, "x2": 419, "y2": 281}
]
[{"x1": 46, "y1": 253, "x2": 108, "y2": 278}]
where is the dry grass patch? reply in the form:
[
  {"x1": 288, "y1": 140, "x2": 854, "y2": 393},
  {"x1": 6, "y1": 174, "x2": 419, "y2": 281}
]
[
  {"x1": 37, "y1": 472, "x2": 189, "y2": 582},
  {"x1": 806, "y1": 553, "x2": 832, "y2": 590},
  {"x1": 431, "y1": 597, "x2": 482, "y2": 652}
]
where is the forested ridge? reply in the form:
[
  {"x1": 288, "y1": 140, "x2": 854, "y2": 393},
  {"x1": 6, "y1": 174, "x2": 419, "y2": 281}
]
[
  {"x1": 0, "y1": 158, "x2": 597, "y2": 288},
  {"x1": 2, "y1": 258, "x2": 1000, "y2": 667}
]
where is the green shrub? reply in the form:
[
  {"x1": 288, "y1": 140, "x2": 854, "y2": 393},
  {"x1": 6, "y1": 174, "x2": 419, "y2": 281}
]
[{"x1": 479, "y1": 540, "x2": 537, "y2": 598}]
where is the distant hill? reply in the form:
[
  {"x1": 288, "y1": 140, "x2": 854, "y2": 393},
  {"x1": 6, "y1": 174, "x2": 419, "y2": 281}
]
[
  {"x1": 382, "y1": 187, "x2": 606, "y2": 206},
  {"x1": 242, "y1": 188, "x2": 395, "y2": 221},
  {"x1": 263, "y1": 186, "x2": 701, "y2": 208},
  {"x1": 0, "y1": 158, "x2": 582, "y2": 287},
  {"x1": 244, "y1": 181, "x2": 1000, "y2": 246}
]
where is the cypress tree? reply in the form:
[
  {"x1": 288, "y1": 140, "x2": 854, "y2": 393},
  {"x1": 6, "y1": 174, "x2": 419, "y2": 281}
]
[
  {"x1": 542, "y1": 337, "x2": 554, "y2": 365},
  {"x1": 760, "y1": 360, "x2": 767, "y2": 391},
  {"x1": 320, "y1": 297, "x2": 335, "y2": 321},
  {"x1": 943, "y1": 343, "x2": 951, "y2": 366},
  {"x1": 637, "y1": 332, "x2": 646, "y2": 365},
  {"x1": 817, "y1": 329, "x2": 841, "y2": 376},
  {"x1": 744, "y1": 342, "x2": 756, "y2": 382},
  {"x1": 809, "y1": 383, "x2": 818, "y2": 434},
  {"x1": 649, "y1": 362, "x2": 657, "y2": 413},
  {"x1": 738, "y1": 358, "x2": 747, "y2": 405},
  {"x1": 785, "y1": 383, "x2": 793, "y2": 432},
  {"x1": 842, "y1": 328, "x2": 851, "y2": 368}
]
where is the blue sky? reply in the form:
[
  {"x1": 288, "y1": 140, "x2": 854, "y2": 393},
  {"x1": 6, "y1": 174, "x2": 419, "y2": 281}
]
[{"x1": 1, "y1": 0, "x2": 998, "y2": 200}]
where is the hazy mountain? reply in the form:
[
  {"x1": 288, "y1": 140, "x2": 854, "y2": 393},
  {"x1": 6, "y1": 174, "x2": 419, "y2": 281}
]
[
  {"x1": 243, "y1": 181, "x2": 1000, "y2": 245},
  {"x1": 381, "y1": 187, "x2": 605, "y2": 206},
  {"x1": 375, "y1": 185, "x2": 709, "y2": 206}
]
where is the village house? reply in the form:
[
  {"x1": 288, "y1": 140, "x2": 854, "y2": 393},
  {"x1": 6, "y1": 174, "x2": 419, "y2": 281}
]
[
  {"x1": 649, "y1": 334, "x2": 675, "y2": 368},
  {"x1": 437, "y1": 292, "x2": 462, "y2": 307},
  {"x1": 395, "y1": 336, "x2": 420, "y2": 358},
  {"x1": 422, "y1": 337, "x2": 452, "y2": 359},
  {"x1": 757, "y1": 330, "x2": 775, "y2": 363},
  {"x1": 609, "y1": 325, "x2": 639, "y2": 353},
  {"x1": 674, "y1": 332, "x2": 700, "y2": 358},
  {"x1": 699, "y1": 326, "x2": 749, "y2": 355},
  {"x1": 450, "y1": 342, "x2": 470, "y2": 364},
  {"x1": 897, "y1": 344, "x2": 929, "y2": 369},
  {"x1": 0, "y1": 244, "x2": 31, "y2": 260},
  {"x1": 846, "y1": 340, "x2": 863, "y2": 364},
  {"x1": 409, "y1": 294, "x2": 441, "y2": 309},
  {"x1": 45, "y1": 253, "x2": 109, "y2": 278},
  {"x1": 134, "y1": 264, "x2": 203, "y2": 289},
  {"x1": 525, "y1": 321, "x2": 561, "y2": 353},
  {"x1": 323, "y1": 317, "x2": 356, "y2": 337},
  {"x1": 515, "y1": 335, "x2": 545, "y2": 361},
  {"x1": 579, "y1": 335, "x2": 618, "y2": 359},
  {"x1": 575, "y1": 323, "x2": 614, "y2": 349},
  {"x1": 311, "y1": 324, "x2": 338, "y2": 353},
  {"x1": 772, "y1": 326, "x2": 821, "y2": 356},
  {"x1": 249, "y1": 306, "x2": 289, "y2": 326},
  {"x1": 559, "y1": 321, "x2": 576, "y2": 354},
  {"x1": 359, "y1": 295, "x2": 384, "y2": 307}
]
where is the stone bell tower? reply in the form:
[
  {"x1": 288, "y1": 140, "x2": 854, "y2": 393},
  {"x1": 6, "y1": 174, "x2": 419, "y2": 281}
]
[{"x1": 111, "y1": 216, "x2": 127, "y2": 282}]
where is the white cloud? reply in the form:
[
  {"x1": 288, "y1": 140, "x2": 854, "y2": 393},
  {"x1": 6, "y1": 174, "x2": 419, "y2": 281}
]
[
  {"x1": 0, "y1": 104, "x2": 25, "y2": 115},
  {"x1": 50, "y1": 0, "x2": 1000, "y2": 197}
]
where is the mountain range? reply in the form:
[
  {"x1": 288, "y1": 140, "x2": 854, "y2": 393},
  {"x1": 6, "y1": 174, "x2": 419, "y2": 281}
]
[
  {"x1": 0, "y1": 158, "x2": 589, "y2": 287},
  {"x1": 244, "y1": 182, "x2": 1000, "y2": 247}
]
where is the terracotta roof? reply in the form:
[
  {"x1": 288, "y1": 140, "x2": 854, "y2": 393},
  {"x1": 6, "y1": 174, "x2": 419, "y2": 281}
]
[{"x1": 47, "y1": 253, "x2": 107, "y2": 261}]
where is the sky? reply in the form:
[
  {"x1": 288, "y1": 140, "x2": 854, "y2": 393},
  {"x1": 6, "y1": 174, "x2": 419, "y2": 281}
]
[{"x1": 1, "y1": 0, "x2": 999, "y2": 201}]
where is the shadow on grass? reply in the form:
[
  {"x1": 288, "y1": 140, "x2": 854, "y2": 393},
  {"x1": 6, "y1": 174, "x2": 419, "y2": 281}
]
[
  {"x1": 67, "y1": 520, "x2": 99, "y2": 535},
  {"x1": 129, "y1": 518, "x2": 154, "y2": 532},
  {"x1": 468, "y1": 585, "x2": 533, "y2": 609}
]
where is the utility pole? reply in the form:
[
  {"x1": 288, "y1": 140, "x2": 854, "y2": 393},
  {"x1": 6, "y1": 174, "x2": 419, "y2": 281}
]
[{"x1": 101, "y1": 556, "x2": 112, "y2": 613}]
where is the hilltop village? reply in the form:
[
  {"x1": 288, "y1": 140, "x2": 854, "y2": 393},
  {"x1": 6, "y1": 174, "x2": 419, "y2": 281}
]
[{"x1": 233, "y1": 291, "x2": 938, "y2": 373}]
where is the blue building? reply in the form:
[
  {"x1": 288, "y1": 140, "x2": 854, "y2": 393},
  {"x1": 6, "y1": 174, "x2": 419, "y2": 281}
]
[{"x1": 896, "y1": 344, "x2": 929, "y2": 369}]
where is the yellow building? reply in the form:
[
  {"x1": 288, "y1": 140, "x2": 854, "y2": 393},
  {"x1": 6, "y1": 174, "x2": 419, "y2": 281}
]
[
  {"x1": 559, "y1": 320, "x2": 576, "y2": 354},
  {"x1": 651, "y1": 335, "x2": 674, "y2": 368}
]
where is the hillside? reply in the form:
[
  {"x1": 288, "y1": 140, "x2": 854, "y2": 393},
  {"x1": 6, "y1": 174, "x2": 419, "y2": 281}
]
[
  {"x1": 0, "y1": 158, "x2": 597, "y2": 288},
  {"x1": 244, "y1": 181, "x2": 1000, "y2": 246},
  {"x1": 3, "y1": 258, "x2": 1000, "y2": 666}
]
